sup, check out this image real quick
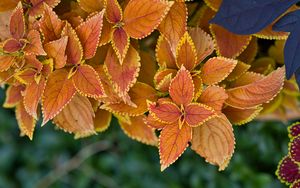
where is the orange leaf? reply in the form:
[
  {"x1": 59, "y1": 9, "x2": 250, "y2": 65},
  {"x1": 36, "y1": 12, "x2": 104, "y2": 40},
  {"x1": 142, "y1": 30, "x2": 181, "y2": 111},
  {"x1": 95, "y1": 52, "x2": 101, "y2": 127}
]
[
  {"x1": 223, "y1": 106, "x2": 263, "y2": 125},
  {"x1": 99, "y1": 19, "x2": 113, "y2": 46},
  {"x1": 156, "y1": 35, "x2": 177, "y2": 69},
  {"x1": 138, "y1": 51, "x2": 157, "y2": 87},
  {"x1": 226, "y1": 61, "x2": 251, "y2": 81},
  {"x1": 119, "y1": 115, "x2": 158, "y2": 146},
  {"x1": 201, "y1": 57, "x2": 237, "y2": 85},
  {"x1": 154, "y1": 68, "x2": 177, "y2": 92},
  {"x1": 101, "y1": 82, "x2": 158, "y2": 116},
  {"x1": 175, "y1": 32, "x2": 197, "y2": 70},
  {"x1": 188, "y1": 27, "x2": 214, "y2": 63},
  {"x1": 42, "y1": 69, "x2": 76, "y2": 125},
  {"x1": 23, "y1": 77, "x2": 46, "y2": 119},
  {"x1": 3, "y1": 85, "x2": 24, "y2": 108},
  {"x1": 144, "y1": 114, "x2": 167, "y2": 130},
  {"x1": 62, "y1": 22, "x2": 83, "y2": 65},
  {"x1": 72, "y1": 64, "x2": 105, "y2": 98},
  {"x1": 94, "y1": 109, "x2": 112, "y2": 132},
  {"x1": 158, "y1": 2, "x2": 187, "y2": 52},
  {"x1": 191, "y1": 115, "x2": 235, "y2": 171},
  {"x1": 148, "y1": 101, "x2": 181, "y2": 124},
  {"x1": 44, "y1": 36, "x2": 68, "y2": 69},
  {"x1": 123, "y1": 0, "x2": 173, "y2": 39},
  {"x1": 24, "y1": 55, "x2": 43, "y2": 72},
  {"x1": 198, "y1": 86, "x2": 228, "y2": 113},
  {"x1": 16, "y1": 101, "x2": 36, "y2": 140},
  {"x1": 0, "y1": 11, "x2": 12, "y2": 41},
  {"x1": 193, "y1": 75, "x2": 203, "y2": 101},
  {"x1": 75, "y1": 10, "x2": 105, "y2": 59},
  {"x1": 78, "y1": 0, "x2": 104, "y2": 13},
  {"x1": 210, "y1": 24, "x2": 252, "y2": 58},
  {"x1": 14, "y1": 68, "x2": 36, "y2": 84},
  {"x1": 185, "y1": 103, "x2": 217, "y2": 127},
  {"x1": 24, "y1": 29, "x2": 47, "y2": 56},
  {"x1": 112, "y1": 27, "x2": 130, "y2": 63},
  {"x1": 104, "y1": 46, "x2": 140, "y2": 97},
  {"x1": 229, "y1": 72, "x2": 264, "y2": 88},
  {"x1": 169, "y1": 66, "x2": 194, "y2": 106},
  {"x1": 105, "y1": 0, "x2": 122, "y2": 23},
  {"x1": 39, "y1": 3, "x2": 64, "y2": 43},
  {"x1": 0, "y1": 56, "x2": 15, "y2": 72},
  {"x1": 159, "y1": 123, "x2": 191, "y2": 171},
  {"x1": 226, "y1": 67, "x2": 285, "y2": 109},
  {"x1": 0, "y1": 0, "x2": 18, "y2": 12},
  {"x1": 237, "y1": 37, "x2": 258, "y2": 63},
  {"x1": 53, "y1": 94, "x2": 96, "y2": 138},
  {"x1": 10, "y1": 2, "x2": 25, "y2": 40},
  {"x1": 3, "y1": 38, "x2": 23, "y2": 53},
  {"x1": 29, "y1": 0, "x2": 61, "y2": 17}
]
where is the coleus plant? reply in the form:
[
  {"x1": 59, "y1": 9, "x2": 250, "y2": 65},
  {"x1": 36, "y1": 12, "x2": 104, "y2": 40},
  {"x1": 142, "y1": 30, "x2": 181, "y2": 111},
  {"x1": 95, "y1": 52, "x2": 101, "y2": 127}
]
[{"x1": 0, "y1": 0, "x2": 287, "y2": 171}]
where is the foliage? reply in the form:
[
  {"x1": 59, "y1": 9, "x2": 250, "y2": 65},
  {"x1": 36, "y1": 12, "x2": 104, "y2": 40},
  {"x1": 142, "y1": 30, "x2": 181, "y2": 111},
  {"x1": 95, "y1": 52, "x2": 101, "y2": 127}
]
[{"x1": 0, "y1": 0, "x2": 293, "y2": 173}]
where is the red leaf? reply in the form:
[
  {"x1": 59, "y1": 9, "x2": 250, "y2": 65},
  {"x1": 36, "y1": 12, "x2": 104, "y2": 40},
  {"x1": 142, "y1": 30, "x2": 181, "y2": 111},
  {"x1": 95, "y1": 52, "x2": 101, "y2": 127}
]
[
  {"x1": 44, "y1": 36, "x2": 68, "y2": 69},
  {"x1": 75, "y1": 10, "x2": 105, "y2": 59},
  {"x1": 159, "y1": 123, "x2": 191, "y2": 171},
  {"x1": 169, "y1": 66, "x2": 194, "y2": 106},
  {"x1": 123, "y1": 0, "x2": 173, "y2": 39},
  {"x1": 185, "y1": 103, "x2": 217, "y2": 127},
  {"x1": 148, "y1": 101, "x2": 181, "y2": 124},
  {"x1": 72, "y1": 64, "x2": 105, "y2": 99},
  {"x1": 24, "y1": 30, "x2": 47, "y2": 56},
  {"x1": 112, "y1": 27, "x2": 130, "y2": 63},
  {"x1": 23, "y1": 77, "x2": 46, "y2": 119},
  {"x1": 144, "y1": 114, "x2": 167, "y2": 130},
  {"x1": 3, "y1": 38, "x2": 22, "y2": 53},
  {"x1": 156, "y1": 35, "x2": 177, "y2": 69},
  {"x1": 42, "y1": 69, "x2": 76, "y2": 125},
  {"x1": 105, "y1": 0, "x2": 122, "y2": 23},
  {"x1": 62, "y1": 22, "x2": 83, "y2": 65},
  {"x1": 10, "y1": 2, "x2": 25, "y2": 40},
  {"x1": 39, "y1": 3, "x2": 64, "y2": 43},
  {"x1": 29, "y1": 0, "x2": 61, "y2": 17}
]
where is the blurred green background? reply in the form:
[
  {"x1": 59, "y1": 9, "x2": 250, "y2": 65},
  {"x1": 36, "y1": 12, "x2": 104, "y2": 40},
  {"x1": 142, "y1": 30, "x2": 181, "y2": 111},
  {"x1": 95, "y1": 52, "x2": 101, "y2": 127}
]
[{"x1": 0, "y1": 89, "x2": 290, "y2": 188}]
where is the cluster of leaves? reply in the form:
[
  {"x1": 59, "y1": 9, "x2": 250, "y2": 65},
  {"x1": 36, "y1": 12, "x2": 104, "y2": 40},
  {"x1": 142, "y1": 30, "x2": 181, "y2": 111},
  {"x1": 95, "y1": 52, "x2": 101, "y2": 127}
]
[
  {"x1": 210, "y1": 0, "x2": 300, "y2": 87},
  {"x1": 276, "y1": 122, "x2": 300, "y2": 188},
  {"x1": 0, "y1": 0, "x2": 288, "y2": 171}
]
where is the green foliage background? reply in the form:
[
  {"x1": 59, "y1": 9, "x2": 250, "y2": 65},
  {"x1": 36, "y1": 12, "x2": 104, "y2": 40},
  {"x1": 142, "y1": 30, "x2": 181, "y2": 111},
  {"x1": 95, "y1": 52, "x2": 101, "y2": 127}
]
[{"x1": 0, "y1": 89, "x2": 290, "y2": 188}]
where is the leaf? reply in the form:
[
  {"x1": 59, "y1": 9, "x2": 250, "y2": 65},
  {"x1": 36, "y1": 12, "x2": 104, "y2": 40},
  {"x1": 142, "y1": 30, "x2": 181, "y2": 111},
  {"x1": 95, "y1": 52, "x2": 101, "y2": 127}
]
[
  {"x1": 156, "y1": 35, "x2": 177, "y2": 69},
  {"x1": 210, "y1": 0, "x2": 299, "y2": 35},
  {"x1": 53, "y1": 94, "x2": 96, "y2": 138},
  {"x1": 72, "y1": 64, "x2": 105, "y2": 98},
  {"x1": 10, "y1": 2, "x2": 25, "y2": 40},
  {"x1": 44, "y1": 36, "x2": 68, "y2": 69},
  {"x1": 24, "y1": 29, "x2": 47, "y2": 56},
  {"x1": 144, "y1": 114, "x2": 167, "y2": 130},
  {"x1": 3, "y1": 85, "x2": 24, "y2": 108},
  {"x1": 175, "y1": 32, "x2": 197, "y2": 70},
  {"x1": 237, "y1": 38, "x2": 258, "y2": 63},
  {"x1": 75, "y1": 10, "x2": 105, "y2": 59},
  {"x1": 223, "y1": 106, "x2": 263, "y2": 125},
  {"x1": 191, "y1": 115, "x2": 235, "y2": 171},
  {"x1": 0, "y1": 56, "x2": 15, "y2": 72},
  {"x1": 123, "y1": 0, "x2": 173, "y2": 39},
  {"x1": 154, "y1": 68, "x2": 177, "y2": 92},
  {"x1": 101, "y1": 82, "x2": 158, "y2": 116},
  {"x1": 105, "y1": 0, "x2": 122, "y2": 23},
  {"x1": 62, "y1": 22, "x2": 83, "y2": 65},
  {"x1": 104, "y1": 46, "x2": 140, "y2": 97},
  {"x1": 94, "y1": 109, "x2": 112, "y2": 132},
  {"x1": 119, "y1": 115, "x2": 158, "y2": 146},
  {"x1": 226, "y1": 61, "x2": 251, "y2": 81},
  {"x1": 16, "y1": 101, "x2": 36, "y2": 140},
  {"x1": 159, "y1": 123, "x2": 191, "y2": 171},
  {"x1": 276, "y1": 156, "x2": 300, "y2": 184},
  {"x1": 226, "y1": 67, "x2": 285, "y2": 109},
  {"x1": 201, "y1": 57, "x2": 237, "y2": 85},
  {"x1": 23, "y1": 77, "x2": 46, "y2": 119},
  {"x1": 14, "y1": 68, "x2": 36, "y2": 84},
  {"x1": 138, "y1": 51, "x2": 157, "y2": 87},
  {"x1": 158, "y1": 2, "x2": 187, "y2": 52},
  {"x1": 3, "y1": 38, "x2": 23, "y2": 53},
  {"x1": 0, "y1": 0, "x2": 18, "y2": 12},
  {"x1": 148, "y1": 101, "x2": 181, "y2": 124},
  {"x1": 42, "y1": 69, "x2": 76, "y2": 125},
  {"x1": 29, "y1": 0, "x2": 61, "y2": 17},
  {"x1": 210, "y1": 24, "x2": 252, "y2": 58},
  {"x1": 229, "y1": 72, "x2": 264, "y2": 88},
  {"x1": 111, "y1": 27, "x2": 130, "y2": 63},
  {"x1": 288, "y1": 122, "x2": 300, "y2": 139},
  {"x1": 0, "y1": 11, "x2": 12, "y2": 41},
  {"x1": 99, "y1": 19, "x2": 113, "y2": 46},
  {"x1": 188, "y1": 27, "x2": 214, "y2": 63},
  {"x1": 169, "y1": 66, "x2": 194, "y2": 106},
  {"x1": 185, "y1": 103, "x2": 217, "y2": 127},
  {"x1": 290, "y1": 136, "x2": 300, "y2": 162},
  {"x1": 78, "y1": 0, "x2": 104, "y2": 13},
  {"x1": 198, "y1": 86, "x2": 228, "y2": 113},
  {"x1": 39, "y1": 3, "x2": 64, "y2": 43}
]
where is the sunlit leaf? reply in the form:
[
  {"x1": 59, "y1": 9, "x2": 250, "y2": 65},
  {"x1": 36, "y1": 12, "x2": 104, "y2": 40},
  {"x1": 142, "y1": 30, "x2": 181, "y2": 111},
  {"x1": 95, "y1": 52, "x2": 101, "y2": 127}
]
[
  {"x1": 16, "y1": 101, "x2": 36, "y2": 140},
  {"x1": 44, "y1": 36, "x2": 68, "y2": 69},
  {"x1": 3, "y1": 85, "x2": 24, "y2": 108},
  {"x1": 198, "y1": 86, "x2": 228, "y2": 113}
]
